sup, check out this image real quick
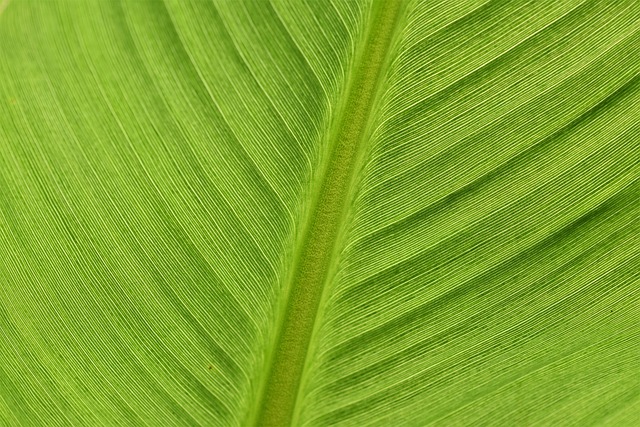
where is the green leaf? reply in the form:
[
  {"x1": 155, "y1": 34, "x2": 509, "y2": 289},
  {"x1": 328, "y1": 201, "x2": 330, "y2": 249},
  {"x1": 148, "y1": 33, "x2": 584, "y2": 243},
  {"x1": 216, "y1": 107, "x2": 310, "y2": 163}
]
[{"x1": 1, "y1": 1, "x2": 638, "y2": 426}]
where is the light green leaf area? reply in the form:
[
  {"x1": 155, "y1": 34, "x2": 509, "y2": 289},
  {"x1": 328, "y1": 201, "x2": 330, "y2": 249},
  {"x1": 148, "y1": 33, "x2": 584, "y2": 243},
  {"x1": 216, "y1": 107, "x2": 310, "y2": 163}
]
[{"x1": 1, "y1": 0, "x2": 639, "y2": 426}]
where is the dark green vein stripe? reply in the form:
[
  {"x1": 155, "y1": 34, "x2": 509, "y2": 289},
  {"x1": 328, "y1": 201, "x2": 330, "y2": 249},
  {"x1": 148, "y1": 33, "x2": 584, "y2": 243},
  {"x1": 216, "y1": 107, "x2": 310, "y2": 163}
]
[{"x1": 253, "y1": 1, "x2": 403, "y2": 425}]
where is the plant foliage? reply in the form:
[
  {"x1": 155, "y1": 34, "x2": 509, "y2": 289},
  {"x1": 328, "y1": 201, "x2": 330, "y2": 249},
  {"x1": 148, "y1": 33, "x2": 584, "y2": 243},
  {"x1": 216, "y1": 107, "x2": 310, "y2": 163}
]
[{"x1": 1, "y1": 0, "x2": 639, "y2": 426}]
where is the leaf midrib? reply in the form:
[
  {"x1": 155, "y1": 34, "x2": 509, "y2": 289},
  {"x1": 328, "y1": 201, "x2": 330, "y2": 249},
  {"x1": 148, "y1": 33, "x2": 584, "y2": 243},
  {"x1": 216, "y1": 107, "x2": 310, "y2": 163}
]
[{"x1": 252, "y1": 2, "x2": 404, "y2": 426}]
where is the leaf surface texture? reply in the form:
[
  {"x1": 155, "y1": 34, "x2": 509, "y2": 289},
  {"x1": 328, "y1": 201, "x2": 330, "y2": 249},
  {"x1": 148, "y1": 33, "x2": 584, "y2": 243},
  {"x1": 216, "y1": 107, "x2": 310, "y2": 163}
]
[{"x1": 0, "y1": 0, "x2": 639, "y2": 426}]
